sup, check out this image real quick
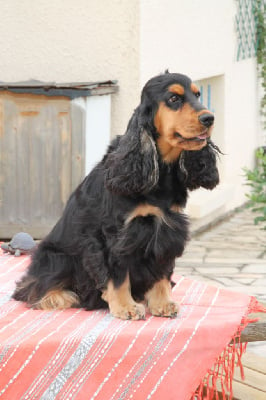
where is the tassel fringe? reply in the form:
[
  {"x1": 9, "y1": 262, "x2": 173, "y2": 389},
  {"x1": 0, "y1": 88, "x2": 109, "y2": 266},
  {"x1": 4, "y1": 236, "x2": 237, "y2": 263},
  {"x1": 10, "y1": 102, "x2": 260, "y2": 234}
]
[{"x1": 192, "y1": 297, "x2": 266, "y2": 400}]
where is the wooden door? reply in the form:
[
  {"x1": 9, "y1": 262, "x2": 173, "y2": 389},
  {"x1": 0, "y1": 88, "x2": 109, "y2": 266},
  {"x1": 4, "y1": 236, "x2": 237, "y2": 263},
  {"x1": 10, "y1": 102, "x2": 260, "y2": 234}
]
[{"x1": 0, "y1": 92, "x2": 84, "y2": 238}]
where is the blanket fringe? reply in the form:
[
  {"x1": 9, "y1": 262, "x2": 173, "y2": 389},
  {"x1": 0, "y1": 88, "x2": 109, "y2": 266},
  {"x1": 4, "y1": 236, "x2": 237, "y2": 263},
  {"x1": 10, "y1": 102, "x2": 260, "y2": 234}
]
[{"x1": 192, "y1": 297, "x2": 266, "y2": 400}]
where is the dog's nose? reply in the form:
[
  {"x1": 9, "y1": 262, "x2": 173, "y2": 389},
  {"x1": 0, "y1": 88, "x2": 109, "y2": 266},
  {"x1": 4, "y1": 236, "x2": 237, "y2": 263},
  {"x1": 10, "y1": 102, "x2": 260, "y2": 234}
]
[{"x1": 198, "y1": 113, "x2": 214, "y2": 127}]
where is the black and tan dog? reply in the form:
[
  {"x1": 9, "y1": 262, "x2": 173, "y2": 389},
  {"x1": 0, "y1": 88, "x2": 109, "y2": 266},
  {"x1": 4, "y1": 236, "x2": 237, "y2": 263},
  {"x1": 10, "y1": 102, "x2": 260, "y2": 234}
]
[{"x1": 13, "y1": 72, "x2": 220, "y2": 320}]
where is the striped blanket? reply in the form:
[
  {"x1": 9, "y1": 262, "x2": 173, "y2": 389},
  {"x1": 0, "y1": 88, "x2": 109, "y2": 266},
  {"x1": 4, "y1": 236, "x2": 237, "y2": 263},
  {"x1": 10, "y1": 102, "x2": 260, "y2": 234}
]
[{"x1": 0, "y1": 251, "x2": 261, "y2": 399}]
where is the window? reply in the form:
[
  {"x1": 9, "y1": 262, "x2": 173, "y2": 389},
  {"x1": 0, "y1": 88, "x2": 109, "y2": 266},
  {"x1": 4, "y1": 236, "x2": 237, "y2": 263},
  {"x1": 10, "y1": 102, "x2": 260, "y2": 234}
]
[{"x1": 235, "y1": 0, "x2": 259, "y2": 61}]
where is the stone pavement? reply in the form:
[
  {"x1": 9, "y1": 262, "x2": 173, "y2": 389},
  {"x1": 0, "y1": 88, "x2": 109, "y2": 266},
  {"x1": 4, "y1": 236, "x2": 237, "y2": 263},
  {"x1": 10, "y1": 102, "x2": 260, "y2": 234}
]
[{"x1": 174, "y1": 206, "x2": 266, "y2": 356}]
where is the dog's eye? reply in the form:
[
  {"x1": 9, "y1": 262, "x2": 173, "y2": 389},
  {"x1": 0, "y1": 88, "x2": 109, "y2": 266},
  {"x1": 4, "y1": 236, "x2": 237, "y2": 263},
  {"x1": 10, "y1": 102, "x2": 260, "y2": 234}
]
[
  {"x1": 195, "y1": 92, "x2": 201, "y2": 98},
  {"x1": 168, "y1": 94, "x2": 181, "y2": 104}
]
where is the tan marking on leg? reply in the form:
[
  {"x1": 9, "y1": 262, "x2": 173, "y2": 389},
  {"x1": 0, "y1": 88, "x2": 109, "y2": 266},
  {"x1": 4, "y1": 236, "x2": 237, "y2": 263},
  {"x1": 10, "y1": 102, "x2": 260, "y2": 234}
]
[
  {"x1": 125, "y1": 204, "x2": 164, "y2": 225},
  {"x1": 102, "y1": 274, "x2": 145, "y2": 320},
  {"x1": 145, "y1": 279, "x2": 179, "y2": 318},
  {"x1": 34, "y1": 289, "x2": 80, "y2": 310}
]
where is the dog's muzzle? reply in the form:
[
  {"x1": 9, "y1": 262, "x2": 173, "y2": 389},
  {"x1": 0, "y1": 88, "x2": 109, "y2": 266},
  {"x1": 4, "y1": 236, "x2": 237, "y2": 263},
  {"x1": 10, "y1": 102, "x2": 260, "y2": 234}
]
[{"x1": 198, "y1": 113, "x2": 214, "y2": 128}]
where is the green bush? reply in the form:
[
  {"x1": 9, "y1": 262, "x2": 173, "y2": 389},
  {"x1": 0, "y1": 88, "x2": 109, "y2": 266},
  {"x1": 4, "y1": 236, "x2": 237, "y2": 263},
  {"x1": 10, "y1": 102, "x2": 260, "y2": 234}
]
[
  {"x1": 244, "y1": 147, "x2": 266, "y2": 229},
  {"x1": 254, "y1": 0, "x2": 266, "y2": 130}
]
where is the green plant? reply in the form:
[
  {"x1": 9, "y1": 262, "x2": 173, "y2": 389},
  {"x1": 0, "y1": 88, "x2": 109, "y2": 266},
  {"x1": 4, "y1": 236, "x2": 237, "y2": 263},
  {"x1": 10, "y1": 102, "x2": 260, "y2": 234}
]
[
  {"x1": 244, "y1": 147, "x2": 266, "y2": 228},
  {"x1": 253, "y1": 0, "x2": 266, "y2": 129}
]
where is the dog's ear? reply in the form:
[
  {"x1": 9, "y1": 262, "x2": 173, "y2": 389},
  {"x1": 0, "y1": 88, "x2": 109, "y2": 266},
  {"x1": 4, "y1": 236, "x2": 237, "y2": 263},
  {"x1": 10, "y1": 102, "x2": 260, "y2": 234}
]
[
  {"x1": 104, "y1": 105, "x2": 159, "y2": 195},
  {"x1": 180, "y1": 140, "x2": 221, "y2": 190}
]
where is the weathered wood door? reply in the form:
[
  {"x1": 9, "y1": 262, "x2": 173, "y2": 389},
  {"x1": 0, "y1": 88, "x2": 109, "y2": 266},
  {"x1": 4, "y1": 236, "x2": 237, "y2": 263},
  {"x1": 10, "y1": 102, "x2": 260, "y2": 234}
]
[{"x1": 0, "y1": 92, "x2": 84, "y2": 238}]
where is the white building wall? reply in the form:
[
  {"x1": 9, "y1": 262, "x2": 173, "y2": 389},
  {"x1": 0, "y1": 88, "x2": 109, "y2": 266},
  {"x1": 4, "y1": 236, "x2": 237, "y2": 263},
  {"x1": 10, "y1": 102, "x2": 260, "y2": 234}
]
[
  {"x1": 0, "y1": 0, "x2": 140, "y2": 139},
  {"x1": 140, "y1": 0, "x2": 237, "y2": 84},
  {"x1": 223, "y1": 58, "x2": 259, "y2": 209},
  {"x1": 0, "y1": 0, "x2": 261, "y2": 217},
  {"x1": 85, "y1": 95, "x2": 112, "y2": 174},
  {"x1": 140, "y1": 0, "x2": 261, "y2": 215}
]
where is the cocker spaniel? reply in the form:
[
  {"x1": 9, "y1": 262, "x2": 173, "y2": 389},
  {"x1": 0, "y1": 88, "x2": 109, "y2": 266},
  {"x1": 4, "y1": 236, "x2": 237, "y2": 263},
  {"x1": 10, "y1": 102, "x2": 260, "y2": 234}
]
[{"x1": 13, "y1": 72, "x2": 220, "y2": 320}]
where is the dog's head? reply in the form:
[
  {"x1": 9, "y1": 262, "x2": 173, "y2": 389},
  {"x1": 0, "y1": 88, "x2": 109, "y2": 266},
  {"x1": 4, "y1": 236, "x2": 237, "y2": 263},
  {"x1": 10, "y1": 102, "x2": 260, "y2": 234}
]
[
  {"x1": 105, "y1": 72, "x2": 219, "y2": 195},
  {"x1": 141, "y1": 72, "x2": 214, "y2": 162}
]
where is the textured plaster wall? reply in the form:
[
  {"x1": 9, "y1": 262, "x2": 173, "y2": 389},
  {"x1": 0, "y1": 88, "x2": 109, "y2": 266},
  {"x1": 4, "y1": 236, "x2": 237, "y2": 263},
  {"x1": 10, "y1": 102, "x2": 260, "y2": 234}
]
[
  {"x1": 0, "y1": 0, "x2": 260, "y2": 214},
  {"x1": 140, "y1": 0, "x2": 237, "y2": 84},
  {"x1": 0, "y1": 0, "x2": 140, "y2": 138},
  {"x1": 140, "y1": 0, "x2": 260, "y2": 211}
]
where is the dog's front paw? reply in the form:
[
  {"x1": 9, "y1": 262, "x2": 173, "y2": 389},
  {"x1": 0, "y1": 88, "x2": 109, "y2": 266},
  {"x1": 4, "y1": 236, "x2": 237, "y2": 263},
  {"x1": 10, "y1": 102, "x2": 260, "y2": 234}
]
[
  {"x1": 149, "y1": 301, "x2": 179, "y2": 318},
  {"x1": 110, "y1": 302, "x2": 146, "y2": 320},
  {"x1": 145, "y1": 279, "x2": 179, "y2": 318},
  {"x1": 102, "y1": 277, "x2": 146, "y2": 320}
]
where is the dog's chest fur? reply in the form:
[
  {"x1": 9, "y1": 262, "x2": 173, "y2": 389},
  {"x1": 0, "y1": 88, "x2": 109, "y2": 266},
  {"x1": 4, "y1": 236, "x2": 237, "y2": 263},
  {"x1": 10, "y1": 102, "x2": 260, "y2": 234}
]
[
  {"x1": 106, "y1": 163, "x2": 189, "y2": 300},
  {"x1": 124, "y1": 162, "x2": 188, "y2": 224}
]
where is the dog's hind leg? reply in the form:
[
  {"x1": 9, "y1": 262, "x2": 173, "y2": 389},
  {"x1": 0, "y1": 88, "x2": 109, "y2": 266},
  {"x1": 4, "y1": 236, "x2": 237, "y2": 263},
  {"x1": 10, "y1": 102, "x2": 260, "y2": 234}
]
[
  {"x1": 101, "y1": 273, "x2": 146, "y2": 320},
  {"x1": 34, "y1": 288, "x2": 80, "y2": 310},
  {"x1": 12, "y1": 243, "x2": 81, "y2": 310},
  {"x1": 13, "y1": 274, "x2": 80, "y2": 310}
]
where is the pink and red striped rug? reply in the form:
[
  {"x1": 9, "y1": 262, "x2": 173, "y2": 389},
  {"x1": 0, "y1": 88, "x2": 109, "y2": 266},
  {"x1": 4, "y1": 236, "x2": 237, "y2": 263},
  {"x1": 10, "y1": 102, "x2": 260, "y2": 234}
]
[{"x1": 0, "y1": 250, "x2": 263, "y2": 399}]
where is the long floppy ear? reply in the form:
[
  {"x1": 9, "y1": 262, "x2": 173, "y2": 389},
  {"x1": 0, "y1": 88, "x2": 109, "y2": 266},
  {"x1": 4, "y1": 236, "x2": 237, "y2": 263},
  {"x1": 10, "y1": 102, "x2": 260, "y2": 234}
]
[
  {"x1": 180, "y1": 140, "x2": 221, "y2": 190},
  {"x1": 104, "y1": 106, "x2": 159, "y2": 195}
]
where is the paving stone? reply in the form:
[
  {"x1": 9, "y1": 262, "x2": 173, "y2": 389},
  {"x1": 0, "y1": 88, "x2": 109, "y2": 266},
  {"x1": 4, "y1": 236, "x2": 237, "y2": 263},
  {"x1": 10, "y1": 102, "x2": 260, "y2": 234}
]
[
  {"x1": 174, "y1": 268, "x2": 194, "y2": 275},
  {"x1": 251, "y1": 278, "x2": 266, "y2": 286},
  {"x1": 182, "y1": 247, "x2": 204, "y2": 253},
  {"x1": 235, "y1": 278, "x2": 256, "y2": 285},
  {"x1": 179, "y1": 275, "x2": 224, "y2": 287},
  {"x1": 179, "y1": 255, "x2": 205, "y2": 263},
  {"x1": 226, "y1": 286, "x2": 266, "y2": 295},
  {"x1": 184, "y1": 206, "x2": 266, "y2": 360},
  {"x1": 230, "y1": 273, "x2": 265, "y2": 279},
  {"x1": 195, "y1": 267, "x2": 239, "y2": 274},
  {"x1": 177, "y1": 262, "x2": 243, "y2": 269},
  {"x1": 204, "y1": 242, "x2": 263, "y2": 250},
  {"x1": 247, "y1": 341, "x2": 266, "y2": 357},
  {"x1": 228, "y1": 236, "x2": 261, "y2": 243},
  {"x1": 211, "y1": 277, "x2": 240, "y2": 287},
  {"x1": 184, "y1": 243, "x2": 205, "y2": 249},
  {"x1": 206, "y1": 250, "x2": 262, "y2": 258},
  {"x1": 258, "y1": 294, "x2": 266, "y2": 302},
  {"x1": 175, "y1": 262, "x2": 202, "y2": 268},
  {"x1": 242, "y1": 264, "x2": 266, "y2": 273},
  {"x1": 204, "y1": 258, "x2": 266, "y2": 264}
]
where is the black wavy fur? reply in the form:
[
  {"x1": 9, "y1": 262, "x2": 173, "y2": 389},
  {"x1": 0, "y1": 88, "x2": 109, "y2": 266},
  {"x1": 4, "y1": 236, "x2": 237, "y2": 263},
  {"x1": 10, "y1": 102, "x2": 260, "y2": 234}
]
[
  {"x1": 180, "y1": 139, "x2": 221, "y2": 190},
  {"x1": 13, "y1": 72, "x2": 221, "y2": 315}
]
